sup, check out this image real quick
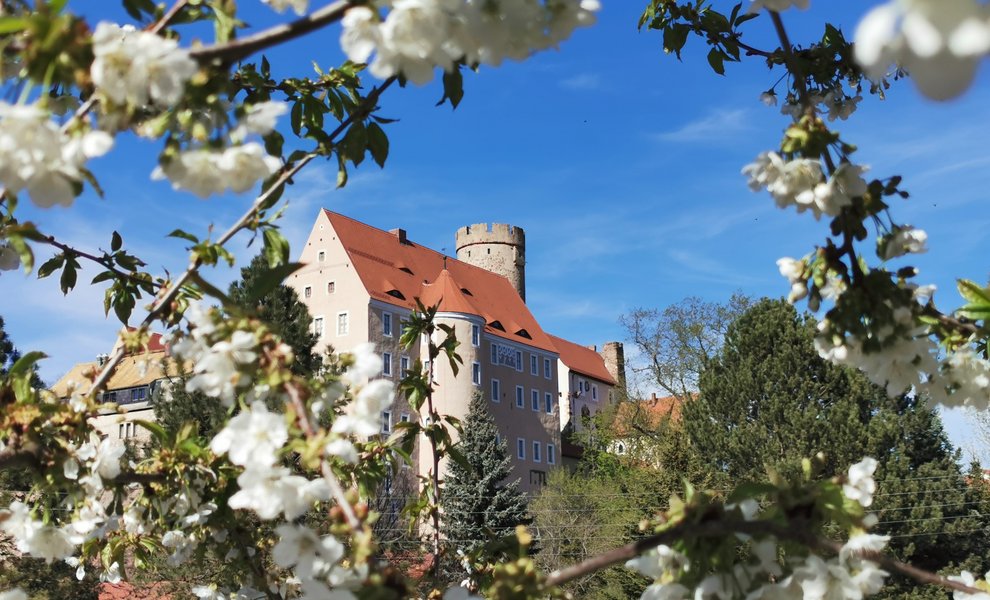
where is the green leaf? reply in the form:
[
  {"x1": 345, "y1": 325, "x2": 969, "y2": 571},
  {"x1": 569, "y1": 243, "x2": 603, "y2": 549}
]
[
  {"x1": 957, "y1": 279, "x2": 990, "y2": 305},
  {"x1": 168, "y1": 229, "x2": 199, "y2": 243},
  {"x1": 111, "y1": 231, "x2": 122, "y2": 252},
  {"x1": 59, "y1": 261, "x2": 78, "y2": 294},
  {"x1": 262, "y1": 227, "x2": 290, "y2": 268},
  {"x1": 9, "y1": 351, "x2": 46, "y2": 379},
  {"x1": 36, "y1": 254, "x2": 64, "y2": 279},
  {"x1": 663, "y1": 24, "x2": 690, "y2": 58},
  {"x1": 367, "y1": 122, "x2": 389, "y2": 168},
  {"x1": 437, "y1": 68, "x2": 464, "y2": 109},
  {"x1": 707, "y1": 48, "x2": 726, "y2": 75},
  {"x1": 0, "y1": 17, "x2": 29, "y2": 34}
]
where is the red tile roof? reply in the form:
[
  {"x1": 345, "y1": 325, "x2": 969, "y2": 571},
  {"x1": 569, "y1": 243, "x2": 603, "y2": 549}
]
[
  {"x1": 547, "y1": 334, "x2": 616, "y2": 385},
  {"x1": 326, "y1": 210, "x2": 557, "y2": 353},
  {"x1": 612, "y1": 395, "x2": 683, "y2": 436}
]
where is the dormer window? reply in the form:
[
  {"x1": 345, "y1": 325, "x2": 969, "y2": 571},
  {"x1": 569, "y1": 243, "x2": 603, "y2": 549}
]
[
  {"x1": 515, "y1": 328, "x2": 531, "y2": 339},
  {"x1": 489, "y1": 320, "x2": 505, "y2": 331},
  {"x1": 386, "y1": 289, "x2": 406, "y2": 300}
]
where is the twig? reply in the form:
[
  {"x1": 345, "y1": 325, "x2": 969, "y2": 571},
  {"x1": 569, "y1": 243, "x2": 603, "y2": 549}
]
[
  {"x1": 149, "y1": 0, "x2": 191, "y2": 35},
  {"x1": 40, "y1": 234, "x2": 160, "y2": 291},
  {"x1": 769, "y1": 11, "x2": 809, "y2": 108},
  {"x1": 190, "y1": 1, "x2": 352, "y2": 64}
]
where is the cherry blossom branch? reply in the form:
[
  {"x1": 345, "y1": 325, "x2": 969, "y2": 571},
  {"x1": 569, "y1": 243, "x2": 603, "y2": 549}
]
[
  {"x1": 285, "y1": 382, "x2": 361, "y2": 530},
  {"x1": 190, "y1": 0, "x2": 352, "y2": 64},
  {"x1": 38, "y1": 233, "x2": 160, "y2": 290},
  {"x1": 149, "y1": 0, "x2": 191, "y2": 35},
  {"x1": 545, "y1": 518, "x2": 985, "y2": 596}
]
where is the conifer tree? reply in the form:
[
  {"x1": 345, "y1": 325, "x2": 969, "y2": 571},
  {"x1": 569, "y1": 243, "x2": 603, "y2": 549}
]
[
  {"x1": 441, "y1": 392, "x2": 530, "y2": 580},
  {"x1": 688, "y1": 298, "x2": 990, "y2": 598}
]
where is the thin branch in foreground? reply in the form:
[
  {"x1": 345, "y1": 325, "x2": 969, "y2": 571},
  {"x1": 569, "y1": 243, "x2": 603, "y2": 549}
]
[{"x1": 190, "y1": 1, "x2": 352, "y2": 64}]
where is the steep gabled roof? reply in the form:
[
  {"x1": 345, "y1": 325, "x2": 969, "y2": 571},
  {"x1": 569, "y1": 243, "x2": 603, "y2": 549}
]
[
  {"x1": 324, "y1": 210, "x2": 556, "y2": 352},
  {"x1": 548, "y1": 334, "x2": 616, "y2": 385},
  {"x1": 612, "y1": 395, "x2": 683, "y2": 436},
  {"x1": 51, "y1": 349, "x2": 179, "y2": 398}
]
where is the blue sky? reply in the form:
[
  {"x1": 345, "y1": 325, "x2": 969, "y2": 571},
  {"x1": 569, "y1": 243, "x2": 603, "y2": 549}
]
[{"x1": 2, "y1": 2, "x2": 990, "y2": 459}]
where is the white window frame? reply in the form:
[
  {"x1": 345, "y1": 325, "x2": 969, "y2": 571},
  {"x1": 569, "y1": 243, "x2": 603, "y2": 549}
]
[
  {"x1": 313, "y1": 316, "x2": 325, "y2": 337},
  {"x1": 545, "y1": 392, "x2": 553, "y2": 414},
  {"x1": 515, "y1": 385, "x2": 524, "y2": 408},
  {"x1": 547, "y1": 443, "x2": 556, "y2": 465},
  {"x1": 472, "y1": 361, "x2": 481, "y2": 386},
  {"x1": 531, "y1": 389, "x2": 540, "y2": 412},
  {"x1": 381, "y1": 411, "x2": 392, "y2": 434},
  {"x1": 471, "y1": 324, "x2": 480, "y2": 347},
  {"x1": 533, "y1": 441, "x2": 541, "y2": 463},
  {"x1": 382, "y1": 352, "x2": 392, "y2": 377},
  {"x1": 491, "y1": 379, "x2": 500, "y2": 403},
  {"x1": 517, "y1": 438, "x2": 526, "y2": 460},
  {"x1": 336, "y1": 311, "x2": 349, "y2": 336},
  {"x1": 544, "y1": 357, "x2": 552, "y2": 379},
  {"x1": 383, "y1": 312, "x2": 392, "y2": 337},
  {"x1": 530, "y1": 354, "x2": 538, "y2": 375},
  {"x1": 400, "y1": 413, "x2": 410, "y2": 423}
]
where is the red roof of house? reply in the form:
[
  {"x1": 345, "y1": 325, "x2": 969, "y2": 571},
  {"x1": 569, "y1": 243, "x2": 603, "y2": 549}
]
[
  {"x1": 612, "y1": 394, "x2": 683, "y2": 435},
  {"x1": 547, "y1": 334, "x2": 616, "y2": 385},
  {"x1": 326, "y1": 210, "x2": 556, "y2": 353}
]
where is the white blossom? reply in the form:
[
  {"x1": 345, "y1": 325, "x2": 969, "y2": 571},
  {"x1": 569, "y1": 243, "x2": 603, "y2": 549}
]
[
  {"x1": 854, "y1": 0, "x2": 990, "y2": 100},
  {"x1": 843, "y1": 457, "x2": 878, "y2": 507},
  {"x1": 91, "y1": 22, "x2": 197, "y2": 108},
  {"x1": 326, "y1": 438, "x2": 359, "y2": 465},
  {"x1": 227, "y1": 467, "x2": 330, "y2": 520},
  {"x1": 0, "y1": 102, "x2": 112, "y2": 208},
  {"x1": 948, "y1": 571, "x2": 990, "y2": 600},
  {"x1": 0, "y1": 244, "x2": 19, "y2": 271},
  {"x1": 759, "y1": 91, "x2": 778, "y2": 106},
  {"x1": 152, "y1": 143, "x2": 280, "y2": 199},
  {"x1": 880, "y1": 226, "x2": 927, "y2": 260},
  {"x1": 235, "y1": 101, "x2": 288, "y2": 137},
  {"x1": 627, "y1": 545, "x2": 690, "y2": 580},
  {"x1": 182, "y1": 329, "x2": 258, "y2": 405},
  {"x1": 210, "y1": 401, "x2": 288, "y2": 468},
  {"x1": 0, "y1": 589, "x2": 28, "y2": 600},
  {"x1": 273, "y1": 523, "x2": 345, "y2": 579},
  {"x1": 262, "y1": 0, "x2": 309, "y2": 15},
  {"x1": 331, "y1": 379, "x2": 395, "y2": 437}
]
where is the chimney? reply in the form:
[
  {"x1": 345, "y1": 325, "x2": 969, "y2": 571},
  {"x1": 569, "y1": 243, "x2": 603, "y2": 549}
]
[
  {"x1": 389, "y1": 228, "x2": 407, "y2": 244},
  {"x1": 600, "y1": 341, "x2": 626, "y2": 391},
  {"x1": 586, "y1": 344, "x2": 597, "y2": 352}
]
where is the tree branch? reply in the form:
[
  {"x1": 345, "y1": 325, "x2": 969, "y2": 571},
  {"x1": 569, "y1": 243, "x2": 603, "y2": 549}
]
[{"x1": 190, "y1": 1, "x2": 352, "y2": 64}]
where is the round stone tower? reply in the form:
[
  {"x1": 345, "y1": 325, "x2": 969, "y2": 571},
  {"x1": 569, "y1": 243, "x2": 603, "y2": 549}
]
[{"x1": 455, "y1": 223, "x2": 526, "y2": 301}]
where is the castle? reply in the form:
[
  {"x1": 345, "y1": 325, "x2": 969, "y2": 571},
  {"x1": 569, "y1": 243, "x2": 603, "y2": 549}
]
[
  {"x1": 52, "y1": 211, "x2": 626, "y2": 494},
  {"x1": 287, "y1": 210, "x2": 625, "y2": 492}
]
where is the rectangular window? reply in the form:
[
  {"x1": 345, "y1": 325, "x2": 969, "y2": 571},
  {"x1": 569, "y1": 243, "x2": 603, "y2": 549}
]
[
  {"x1": 545, "y1": 392, "x2": 553, "y2": 414},
  {"x1": 313, "y1": 316, "x2": 324, "y2": 337},
  {"x1": 547, "y1": 444, "x2": 556, "y2": 465},
  {"x1": 471, "y1": 324, "x2": 480, "y2": 347},
  {"x1": 337, "y1": 312, "x2": 349, "y2": 336},
  {"x1": 517, "y1": 438, "x2": 525, "y2": 460},
  {"x1": 491, "y1": 379, "x2": 500, "y2": 403},
  {"x1": 118, "y1": 423, "x2": 125, "y2": 439},
  {"x1": 381, "y1": 411, "x2": 391, "y2": 434},
  {"x1": 515, "y1": 386, "x2": 524, "y2": 408},
  {"x1": 383, "y1": 312, "x2": 392, "y2": 337},
  {"x1": 544, "y1": 358, "x2": 552, "y2": 379},
  {"x1": 304, "y1": 285, "x2": 312, "y2": 299},
  {"x1": 401, "y1": 355, "x2": 410, "y2": 375},
  {"x1": 318, "y1": 250, "x2": 326, "y2": 262},
  {"x1": 533, "y1": 441, "x2": 541, "y2": 463},
  {"x1": 592, "y1": 384, "x2": 598, "y2": 401},
  {"x1": 382, "y1": 352, "x2": 392, "y2": 377},
  {"x1": 327, "y1": 281, "x2": 335, "y2": 294},
  {"x1": 400, "y1": 413, "x2": 410, "y2": 423},
  {"x1": 515, "y1": 350, "x2": 523, "y2": 372},
  {"x1": 491, "y1": 343, "x2": 497, "y2": 365},
  {"x1": 531, "y1": 389, "x2": 540, "y2": 412},
  {"x1": 530, "y1": 354, "x2": 538, "y2": 375},
  {"x1": 472, "y1": 362, "x2": 481, "y2": 385}
]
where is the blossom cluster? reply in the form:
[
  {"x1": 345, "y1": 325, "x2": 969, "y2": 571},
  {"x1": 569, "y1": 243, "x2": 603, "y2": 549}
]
[
  {"x1": 91, "y1": 22, "x2": 198, "y2": 108},
  {"x1": 742, "y1": 152, "x2": 869, "y2": 221},
  {"x1": 627, "y1": 458, "x2": 889, "y2": 600},
  {"x1": 854, "y1": 0, "x2": 990, "y2": 101},
  {"x1": 170, "y1": 306, "x2": 260, "y2": 405},
  {"x1": 339, "y1": 0, "x2": 600, "y2": 85},
  {"x1": 0, "y1": 102, "x2": 112, "y2": 208}
]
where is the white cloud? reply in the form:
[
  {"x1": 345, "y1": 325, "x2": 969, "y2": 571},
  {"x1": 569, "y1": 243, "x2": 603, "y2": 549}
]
[
  {"x1": 559, "y1": 73, "x2": 601, "y2": 91},
  {"x1": 652, "y1": 108, "x2": 753, "y2": 143}
]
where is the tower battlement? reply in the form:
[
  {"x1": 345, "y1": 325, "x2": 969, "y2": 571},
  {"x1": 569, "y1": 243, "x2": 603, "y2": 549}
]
[{"x1": 455, "y1": 223, "x2": 526, "y2": 301}]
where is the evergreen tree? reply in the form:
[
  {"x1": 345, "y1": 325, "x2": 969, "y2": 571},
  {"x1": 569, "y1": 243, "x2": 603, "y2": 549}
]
[
  {"x1": 226, "y1": 252, "x2": 321, "y2": 377},
  {"x1": 0, "y1": 314, "x2": 44, "y2": 388},
  {"x1": 441, "y1": 392, "x2": 530, "y2": 581},
  {"x1": 687, "y1": 298, "x2": 990, "y2": 598}
]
